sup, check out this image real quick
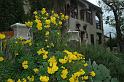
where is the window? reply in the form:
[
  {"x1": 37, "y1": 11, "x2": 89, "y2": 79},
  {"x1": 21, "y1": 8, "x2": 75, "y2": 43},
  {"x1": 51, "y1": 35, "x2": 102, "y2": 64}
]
[
  {"x1": 75, "y1": 23, "x2": 81, "y2": 31},
  {"x1": 70, "y1": 0, "x2": 78, "y2": 19},
  {"x1": 65, "y1": 4, "x2": 70, "y2": 15},
  {"x1": 80, "y1": 10, "x2": 85, "y2": 20},
  {"x1": 86, "y1": 11, "x2": 93, "y2": 24},
  {"x1": 80, "y1": 31, "x2": 85, "y2": 42},
  {"x1": 97, "y1": 33, "x2": 102, "y2": 44},
  {"x1": 95, "y1": 16, "x2": 101, "y2": 29},
  {"x1": 71, "y1": 9, "x2": 78, "y2": 19}
]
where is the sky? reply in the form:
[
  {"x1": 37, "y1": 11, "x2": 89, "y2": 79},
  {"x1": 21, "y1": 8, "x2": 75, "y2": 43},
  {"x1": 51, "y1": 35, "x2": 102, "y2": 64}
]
[
  {"x1": 87, "y1": 0, "x2": 116, "y2": 37},
  {"x1": 87, "y1": 0, "x2": 99, "y2": 6}
]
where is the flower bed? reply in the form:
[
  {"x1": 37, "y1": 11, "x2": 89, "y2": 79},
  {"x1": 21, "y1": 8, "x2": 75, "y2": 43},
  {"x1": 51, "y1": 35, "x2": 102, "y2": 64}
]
[{"x1": 0, "y1": 8, "x2": 96, "y2": 82}]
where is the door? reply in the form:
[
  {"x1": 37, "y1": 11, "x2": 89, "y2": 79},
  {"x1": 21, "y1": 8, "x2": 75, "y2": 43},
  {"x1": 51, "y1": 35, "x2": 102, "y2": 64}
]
[{"x1": 90, "y1": 34, "x2": 94, "y2": 44}]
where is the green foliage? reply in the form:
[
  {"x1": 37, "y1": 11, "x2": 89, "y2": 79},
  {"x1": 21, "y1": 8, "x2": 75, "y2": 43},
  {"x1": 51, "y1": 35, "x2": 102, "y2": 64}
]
[
  {"x1": 0, "y1": 0, "x2": 25, "y2": 31},
  {"x1": 0, "y1": 8, "x2": 96, "y2": 82},
  {"x1": 29, "y1": 0, "x2": 65, "y2": 12},
  {"x1": 79, "y1": 45, "x2": 124, "y2": 82},
  {"x1": 87, "y1": 60, "x2": 119, "y2": 82},
  {"x1": 0, "y1": 5, "x2": 121, "y2": 82},
  {"x1": 64, "y1": 41, "x2": 124, "y2": 82},
  {"x1": 105, "y1": 38, "x2": 117, "y2": 47}
]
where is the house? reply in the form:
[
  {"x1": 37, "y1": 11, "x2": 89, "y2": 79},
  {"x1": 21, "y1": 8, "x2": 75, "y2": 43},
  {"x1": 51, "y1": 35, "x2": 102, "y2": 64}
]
[
  {"x1": 22, "y1": 0, "x2": 104, "y2": 45},
  {"x1": 64, "y1": 0, "x2": 103, "y2": 45}
]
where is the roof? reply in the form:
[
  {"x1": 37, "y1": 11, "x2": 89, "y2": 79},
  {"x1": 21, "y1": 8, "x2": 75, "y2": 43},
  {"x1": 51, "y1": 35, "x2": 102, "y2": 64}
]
[
  {"x1": 79, "y1": 0, "x2": 102, "y2": 13},
  {"x1": 11, "y1": 23, "x2": 26, "y2": 28}
]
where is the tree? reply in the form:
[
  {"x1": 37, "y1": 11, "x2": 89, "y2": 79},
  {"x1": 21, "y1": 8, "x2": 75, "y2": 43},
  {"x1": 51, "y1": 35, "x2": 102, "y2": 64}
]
[
  {"x1": 101, "y1": 0, "x2": 124, "y2": 52},
  {"x1": 29, "y1": 0, "x2": 66, "y2": 13},
  {"x1": 0, "y1": 0, "x2": 25, "y2": 31}
]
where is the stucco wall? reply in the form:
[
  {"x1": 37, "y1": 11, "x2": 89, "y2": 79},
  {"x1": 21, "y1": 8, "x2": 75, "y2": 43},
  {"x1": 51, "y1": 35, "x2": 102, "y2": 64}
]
[{"x1": 68, "y1": 3, "x2": 103, "y2": 45}]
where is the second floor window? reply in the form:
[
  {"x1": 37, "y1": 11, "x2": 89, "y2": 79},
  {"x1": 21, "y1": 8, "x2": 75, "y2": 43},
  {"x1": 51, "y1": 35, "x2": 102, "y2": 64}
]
[
  {"x1": 86, "y1": 11, "x2": 93, "y2": 24},
  {"x1": 80, "y1": 10, "x2": 85, "y2": 21},
  {"x1": 71, "y1": 9, "x2": 78, "y2": 19},
  {"x1": 95, "y1": 16, "x2": 101, "y2": 29}
]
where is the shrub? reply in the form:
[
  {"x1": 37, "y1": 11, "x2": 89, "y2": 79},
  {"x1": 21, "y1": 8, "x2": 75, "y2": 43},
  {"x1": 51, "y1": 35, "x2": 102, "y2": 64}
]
[
  {"x1": 79, "y1": 44, "x2": 124, "y2": 82},
  {"x1": 0, "y1": 8, "x2": 96, "y2": 82}
]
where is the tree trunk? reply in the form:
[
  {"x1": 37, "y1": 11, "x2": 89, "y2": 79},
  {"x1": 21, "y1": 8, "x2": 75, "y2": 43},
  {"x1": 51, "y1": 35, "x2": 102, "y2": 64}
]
[{"x1": 113, "y1": 11, "x2": 122, "y2": 52}]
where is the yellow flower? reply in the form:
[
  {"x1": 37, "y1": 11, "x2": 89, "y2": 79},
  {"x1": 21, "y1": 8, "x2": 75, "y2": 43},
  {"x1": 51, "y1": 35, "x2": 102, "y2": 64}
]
[
  {"x1": 61, "y1": 14, "x2": 64, "y2": 18},
  {"x1": 47, "y1": 66, "x2": 58, "y2": 74},
  {"x1": 29, "y1": 42, "x2": 32, "y2": 46},
  {"x1": 48, "y1": 56, "x2": 57, "y2": 66},
  {"x1": 51, "y1": 10, "x2": 54, "y2": 13},
  {"x1": 50, "y1": 16, "x2": 56, "y2": 24},
  {"x1": 17, "y1": 79, "x2": 21, "y2": 82},
  {"x1": 45, "y1": 31, "x2": 49, "y2": 36},
  {"x1": 45, "y1": 25, "x2": 50, "y2": 28},
  {"x1": 46, "y1": 13, "x2": 49, "y2": 17},
  {"x1": 43, "y1": 54, "x2": 48, "y2": 59},
  {"x1": 41, "y1": 8, "x2": 46, "y2": 14},
  {"x1": 75, "y1": 69, "x2": 85, "y2": 77},
  {"x1": 65, "y1": 15, "x2": 69, "y2": 20},
  {"x1": 33, "y1": 11, "x2": 38, "y2": 15},
  {"x1": 79, "y1": 69, "x2": 85, "y2": 75},
  {"x1": 47, "y1": 67, "x2": 53, "y2": 74},
  {"x1": 23, "y1": 65, "x2": 28, "y2": 69},
  {"x1": 22, "y1": 61, "x2": 28, "y2": 65},
  {"x1": 59, "y1": 21, "x2": 62, "y2": 26},
  {"x1": 54, "y1": 13, "x2": 59, "y2": 18},
  {"x1": 37, "y1": 49, "x2": 42, "y2": 55},
  {"x1": 82, "y1": 76, "x2": 88, "y2": 80},
  {"x1": 0, "y1": 33, "x2": 5, "y2": 39},
  {"x1": 27, "y1": 76, "x2": 34, "y2": 81},
  {"x1": 23, "y1": 39, "x2": 32, "y2": 45},
  {"x1": 61, "y1": 14, "x2": 65, "y2": 20},
  {"x1": 45, "y1": 20, "x2": 51, "y2": 25},
  {"x1": 7, "y1": 79, "x2": 14, "y2": 82},
  {"x1": 37, "y1": 22, "x2": 42, "y2": 30},
  {"x1": 63, "y1": 50, "x2": 72, "y2": 55},
  {"x1": 69, "y1": 77, "x2": 75, "y2": 82},
  {"x1": 22, "y1": 78, "x2": 27, "y2": 82},
  {"x1": 37, "y1": 48, "x2": 48, "y2": 59},
  {"x1": 47, "y1": 56, "x2": 58, "y2": 74},
  {"x1": 69, "y1": 77, "x2": 78, "y2": 82},
  {"x1": 90, "y1": 71, "x2": 96, "y2": 77},
  {"x1": 83, "y1": 63, "x2": 88, "y2": 67},
  {"x1": 59, "y1": 56, "x2": 68, "y2": 64},
  {"x1": 18, "y1": 37, "x2": 24, "y2": 40},
  {"x1": 25, "y1": 21, "x2": 33, "y2": 27},
  {"x1": 61, "y1": 66, "x2": 65, "y2": 69},
  {"x1": 53, "y1": 65, "x2": 58, "y2": 70},
  {"x1": 63, "y1": 50, "x2": 83, "y2": 63},
  {"x1": 39, "y1": 76, "x2": 49, "y2": 82},
  {"x1": 22, "y1": 61, "x2": 28, "y2": 69},
  {"x1": 35, "y1": 19, "x2": 42, "y2": 30},
  {"x1": 0, "y1": 57, "x2": 4, "y2": 62},
  {"x1": 33, "y1": 68, "x2": 39, "y2": 74},
  {"x1": 61, "y1": 69, "x2": 68, "y2": 79},
  {"x1": 69, "y1": 69, "x2": 85, "y2": 82},
  {"x1": 35, "y1": 15, "x2": 39, "y2": 19}
]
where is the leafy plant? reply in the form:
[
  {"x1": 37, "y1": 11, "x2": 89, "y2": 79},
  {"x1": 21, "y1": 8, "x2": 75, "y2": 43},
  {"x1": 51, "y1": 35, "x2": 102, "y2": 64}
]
[{"x1": 0, "y1": 8, "x2": 96, "y2": 82}]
